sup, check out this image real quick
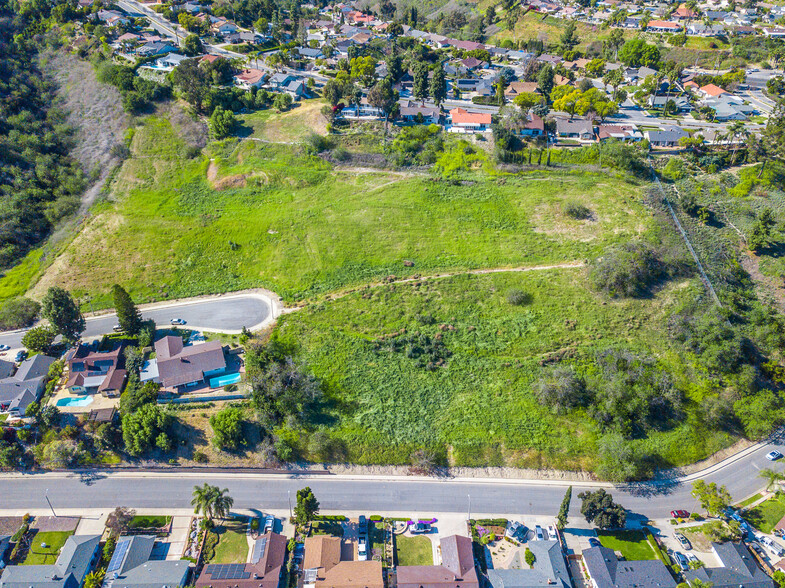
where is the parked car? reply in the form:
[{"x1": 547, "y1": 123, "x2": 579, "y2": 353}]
[
  {"x1": 670, "y1": 510, "x2": 690, "y2": 519},
  {"x1": 761, "y1": 536, "x2": 785, "y2": 556},
  {"x1": 767, "y1": 450, "x2": 783, "y2": 461},
  {"x1": 264, "y1": 515, "x2": 274, "y2": 533},
  {"x1": 506, "y1": 521, "x2": 523, "y2": 539},
  {"x1": 411, "y1": 522, "x2": 431, "y2": 534},
  {"x1": 112, "y1": 324, "x2": 123, "y2": 332},
  {"x1": 547, "y1": 525, "x2": 558, "y2": 541},
  {"x1": 0, "y1": 344, "x2": 10, "y2": 351},
  {"x1": 672, "y1": 551, "x2": 689, "y2": 571},
  {"x1": 14, "y1": 350, "x2": 26, "y2": 363},
  {"x1": 535, "y1": 525, "x2": 545, "y2": 541},
  {"x1": 170, "y1": 318, "x2": 187, "y2": 325},
  {"x1": 588, "y1": 538, "x2": 602, "y2": 548},
  {"x1": 359, "y1": 515, "x2": 367, "y2": 533},
  {"x1": 358, "y1": 536, "x2": 368, "y2": 561},
  {"x1": 675, "y1": 533, "x2": 691, "y2": 550}
]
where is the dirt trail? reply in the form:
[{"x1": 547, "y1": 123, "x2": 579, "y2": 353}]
[
  {"x1": 315, "y1": 261, "x2": 586, "y2": 304},
  {"x1": 741, "y1": 250, "x2": 785, "y2": 313}
]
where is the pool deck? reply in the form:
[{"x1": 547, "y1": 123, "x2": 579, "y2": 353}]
[{"x1": 48, "y1": 388, "x2": 119, "y2": 414}]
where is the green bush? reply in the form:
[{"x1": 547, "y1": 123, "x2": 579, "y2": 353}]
[
  {"x1": 525, "y1": 547, "x2": 535, "y2": 566},
  {"x1": 563, "y1": 200, "x2": 592, "y2": 220},
  {"x1": 506, "y1": 289, "x2": 532, "y2": 306},
  {"x1": 590, "y1": 241, "x2": 665, "y2": 298}
]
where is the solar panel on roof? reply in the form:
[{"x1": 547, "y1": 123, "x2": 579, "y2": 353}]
[
  {"x1": 208, "y1": 563, "x2": 251, "y2": 580},
  {"x1": 252, "y1": 536, "x2": 268, "y2": 564},
  {"x1": 107, "y1": 539, "x2": 131, "y2": 573}
]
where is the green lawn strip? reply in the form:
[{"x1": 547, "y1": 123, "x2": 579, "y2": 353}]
[
  {"x1": 396, "y1": 536, "x2": 433, "y2": 566},
  {"x1": 737, "y1": 492, "x2": 764, "y2": 508},
  {"x1": 23, "y1": 531, "x2": 74, "y2": 565},
  {"x1": 210, "y1": 520, "x2": 249, "y2": 564},
  {"x1": 34, "y1": 116, "x2": 652, "y2": 306},
  {"x1": 745, "y1": 495, "x2": 785, "y2": 533},
  {"x1": 596, "y1": 530, "x2": 656, "y2": 561},
  {"x1": 129, "y1": 515, "x2": 171, "y2": 528}
]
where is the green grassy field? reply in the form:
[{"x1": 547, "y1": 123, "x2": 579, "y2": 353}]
[
  {"x1": 211, "y1": 520, "x2": 249, "y2": 563},
  {"x1": 273, "y1": 268, "x2": 733, "y2": 469},
  {"x1": 596, "y1": 530, "x2": 656, "y2": 560},
  {"x1": 395, "y1": 536, "x2": 433, "y2": 566},
  {"x1": 20, "y1": 115, "x2": 651, "y2": 308},
  {"x1": 745, "y1": 495, "x2": 785, "y2": 534},
  {"x1": 23, "y1": 531, "x2": 74, "y2": 565}
]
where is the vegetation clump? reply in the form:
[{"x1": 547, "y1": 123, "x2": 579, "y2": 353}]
[{"x1": 589, "y1": 242, "x2": 665, "y2": 298}]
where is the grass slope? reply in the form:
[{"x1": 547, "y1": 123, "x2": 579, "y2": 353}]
[
  {"x1": 274, "y1": 269, "x2": 734, "y2": 469},
  {"x1": 25, "y1": 115, "x2": 649, "y2": 307},
  {"x1": 746, "y1": 495, "x2": 785, "y2": 534}
]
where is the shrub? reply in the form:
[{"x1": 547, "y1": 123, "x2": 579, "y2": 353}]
[
  {"x1": 590, "y1": 241, "x2": 665, "y2": 298},
  {"x1": 193, "y1": 451, "x2": 208, "y2": 463},
  {"x1": 525, "y1": 548, "x2": 535, "y2": 566},
  {"x1": 563, "y1": 200, "x2": 592, "y2": 220},
  {"x1": 506, "y1": 289, "x2": 532, "y2": 306},
  {"x1": 533, "y1": 366, "x2": 590, "y2": 414},
  {"x1": 0, "y1": 298, "x2": 40, "y2": 330}
]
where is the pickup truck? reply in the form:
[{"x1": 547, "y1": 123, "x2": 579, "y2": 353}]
[{"x1": 358, "y1": 536, "x2": 368, "y2": 561}]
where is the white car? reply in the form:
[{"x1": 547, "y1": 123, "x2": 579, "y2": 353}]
[
  {"x1": 358, "y1": 536, "x2": 368, "y2": 561},
  {"x1": 170, "y1": 318, "x2": 187, "y2": 325},
  {"x1": 535, "y1": 525, "x2": 545, "y2": 541},
  {"x1": 0, "y1": 344, "x2": 9, "y2": 351},
  {"x1": 506, "y1": 521, "x2": 523, "y2": 539},
  {"x1": 767, "y1": 451, "x2": 783, "y2": 461},
  {"x1": 547, "y1": 525, "x2": 558, "y2": 541},
  {"x1": 264, "y1": 515, "x2": 274, "y2": 534}
]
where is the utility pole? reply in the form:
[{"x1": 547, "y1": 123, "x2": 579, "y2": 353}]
[
  {"x1": 288, "y1": 490, "x2": 293, "y2": 520},
  {"x1": 45, "y1": 489, "x2": 57, "y2": 517}
]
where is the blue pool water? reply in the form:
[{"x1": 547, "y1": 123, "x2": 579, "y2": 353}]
[
  {"x1": 56, "y1": 396, "x2": 94, "y2": 407},
  {"x1": 210, "y1": 373, "x2": 242, "y2": 388}
]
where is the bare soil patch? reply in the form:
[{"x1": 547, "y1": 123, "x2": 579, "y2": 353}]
[
  {"x1": 33, "y1": 516, "x2": 80, "y2": 532},
  {"x1": 0, "y1": 517, "x2": 24, "y2": 535},
  {"x1": 740, "y1": 249, "x2": 785, "y2": 313}
]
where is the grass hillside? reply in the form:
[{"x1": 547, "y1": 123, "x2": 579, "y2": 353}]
[{"x1": 25, "y1": 115, "x2": 651, "y2": 308}]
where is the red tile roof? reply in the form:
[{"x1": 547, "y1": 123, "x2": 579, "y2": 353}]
[{"x1": 450, "y1": 108, "x2": 492, "y2": 125}]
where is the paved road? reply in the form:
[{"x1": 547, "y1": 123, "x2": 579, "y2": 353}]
[
  {"x1": 2, "y1": 432, "x2": 784, "y2": 516},
  {"x1": 0, "y1": 294, "x2": 271, "y2": 350}
]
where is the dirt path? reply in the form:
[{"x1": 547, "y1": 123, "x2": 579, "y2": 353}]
[
  {"x1": 741, "y1": 249, "x2": 785, "y2": 313},
  {"x1": 314, "y1": 261, "x2": 586, "y2": 304}
]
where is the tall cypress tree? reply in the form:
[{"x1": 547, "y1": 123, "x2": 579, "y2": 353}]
[{"x1": 112, "y1": 284, "x2": 142, "y2": 335}]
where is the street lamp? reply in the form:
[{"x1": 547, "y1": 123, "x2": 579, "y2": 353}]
[
  {"x1": 288, "y1": 489, "x2": 293, "y2": 520},
  {"x1": 45, "y1": 489, "x2": 57, "y2": 517}
]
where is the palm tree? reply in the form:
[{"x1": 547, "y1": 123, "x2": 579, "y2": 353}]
[
  {"x1": 760, "y1": 468, "x2": 784, "y2": 492},
  {"x1": 727, "y1": 121, "x2": 749, "y2": 165},
  {"x1": 83, "y1": 569, "x2": 105, "y2": 588},
  {"x1": 191, "y1": 483, "x2": 234, "y2": 522}
]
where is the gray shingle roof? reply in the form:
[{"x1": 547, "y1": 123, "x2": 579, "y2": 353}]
[
  {"x1": 488, "y1": 541, "x2": 570, "y2": 588},
  {"x1": 684, "y1": 542, "x2": 774, "y2": 588},
  {"x1": 108, "y1": 560, "x2": 190, "y2": 588},
  {"x1": 14, "y1": 354, "x2": 55, "y2": 381},
  {"x1": 583, "y1": 546, "x2": 676, "y2": 588},
  {"x1": 0, "y1": 534, "x2": 100, "y2": 588}
]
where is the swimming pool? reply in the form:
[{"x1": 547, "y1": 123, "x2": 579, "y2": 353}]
[
  {"x1": 209, "y1": 373, "x2": 242, "y2": 388},
  {"x1": 56, "y1": 396, "x2": 94, "y2": 408}
]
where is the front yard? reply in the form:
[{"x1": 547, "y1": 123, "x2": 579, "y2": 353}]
[
  {"x1": 129, "y1": 515, "x2": 171, "y2": 529},
  {"x1": 596, "y1": 530, "x2": 656, "y2": 561},
  {"x1": 395, "y1": 535, "x2": 433, "y2": 566},
  {"x1": 745, "y1": 494, "x2": 785, "y2": 534},
  {"x1": 23, "y1": 530, "x2": 74, "y2": 565},
  {"x1": 212, "y1": 520, "x2": 249, "y2": 564}
]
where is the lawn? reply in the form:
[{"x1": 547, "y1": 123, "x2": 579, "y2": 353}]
[
  {"x1": 745, "y1": 495, "x2": 785, "y2": 534},
  {"x1": 210, "y1": 520, "x2": 249, "y2": 564},
  {"x1": 737, "y1": 492, "x2": 764, "y2": 508},
  {"x1": 128, "y1": 515, "x2": 171, "y2": 529},
  {"x1": 22, "y1": 115, "x2": 652, "y2": 307},
  {"x1": 596, "y1": 530, "x2": 656, "y2": 561},
  {"x1": 396, "y1": 536, "x2": 433, "y2": 566},
  {"x1": 236, "y1": 99, "x2": 327, "y2": 142},
  {"x1": 22, "y1": 530, "x2": 74, "y2": 565},
  {"x1": 273, "y1": 269, "x2": 734, "y2": 470}
]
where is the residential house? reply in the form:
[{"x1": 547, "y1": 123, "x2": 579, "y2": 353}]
[
  {"x1": 454, "y1": 78, "x2": 481, "y2": 92},
  {"x1": 698, "y1": 83, "x2": 728, "y2": 99},
  {"x1": 684, "y1": 542, "x2": 774, "y2": 588},
  {"x1": 298, "y1": 47, "x2": 324, "y2": 59},
  {"x1": 597, "y1": 124, "x2": 643, "y2": 141},
  {"x1": 708, "y1": 100, "x2": 751, "y2": 120},
  {"x1": 762, "y1": 27, "x2": 785, "y2": 38},
  {"x1": 553, "y1": 74, "x2": 571, "y2": 86},
  {"x1": 537, "y1": 54, "x2": 562, "y2": 66},
  {"x1": 582, "y1": 545, "x2": 676, "y2": 588},
  {"x1": 234, "y1": 68, "x2": 268, "y2": 90},
  {"x1": 687, "y1": 23, "x2": 726, "y2": 35},
  {"x1": 0, "y1": 355, "x2": 56, "y2": 416},
  {"x1": 647, "y1": 95, "x2": 692, "y2": 112},
  {"x1": 155, "y1": 53, "x2": 190, "y2": 70},
  {"x1": 0, "y1": 535, "x2": 9, "y2": 568},
  {"x1": 555, "y1": 117, "x2": 595, "y2": 141},
  {"x1": 399, "y1": 100, "x2": 441, "y2": 124},
  {"x1": 96, "y1": 9, "x2": 130, "y2": 26},
  {"x1": 505, "y1": 81, "x2": 540, "y2": 99},
  {"x1": 397, "y1": 535, "x2": 479, "y2": 588},
  {"x1": 0, "y1": 534, "x2": 101, "y2": 588},
  {"x1": 143, "y1": 335, "x2": 226, "y2": 393},
  {"x1": 303, "y1": 536, "x2": 384, "y2": 588},
  {"x1": 672, "y1": 3, "x2": 699, "y2": 19},
  {"x1": 646, "y1": 20, "x2": 682, "y2": 32},
  {"x1": 645, "y1": 125, "x2": 689, "y2": 147},
  {"x1": 104, "y1": 535, "x2": 191, "y2": 588},
  {"x1": 213, "y1": 19, "x2": 239, "y2": 36},
  {"x1": 342, "y1": 96, "x2": 383, "y2": 118},
  {"x1": 136, "y1": 41, "x2": 178, "y2": 57},
  {"x1": 66, "y1": 343, "x2": 127, "y2": 398},
  {"x1": 507, "y1": 111, "x2": 546, "y2": 138},
  {"x1": 448, "y1": 39, "x2": 485, "y2": 51},
  {"x1": 449, "y1": 108, "x2": 492, "y2": 132},
  {"x1": 195, "y1": 532, "x2": 286, "y2": 588},
  {"x1": 461, "y1": 57, "x2": 486, "y2": 70},
  {"x1": 487, "y1": 541, "x2": 570, "y2": 588}
]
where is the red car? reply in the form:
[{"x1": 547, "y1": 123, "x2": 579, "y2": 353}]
[{"x1": 670, "y1": 510, "x2": 690, "y2": 519}]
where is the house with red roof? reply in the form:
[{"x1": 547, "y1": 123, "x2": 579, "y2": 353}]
[
  {"x1": 449, "y1": 108, "x2": 492, "y2": 132},
  {"x1": 698, "y1": 83, "x2": 728, "y2": 99},
  {"x1": 646, "y1": 20, "x2": 682, "y2": 32}
]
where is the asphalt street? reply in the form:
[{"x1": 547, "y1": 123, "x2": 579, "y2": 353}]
[
  {"x1": 2, "y1": 431, "x2": 783, "y2": 516},
  {"x1": 0, "y1": 295, "x2": 271, "y2": 350}
]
